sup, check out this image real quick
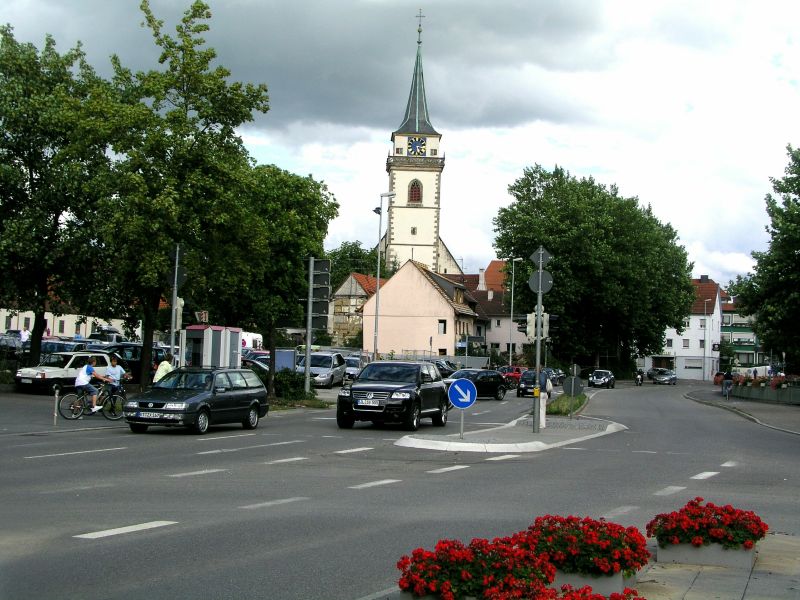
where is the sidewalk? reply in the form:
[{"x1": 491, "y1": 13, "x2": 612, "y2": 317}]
[{"x1": 687, "y1": 385, "x2": 800, "y2": 436}]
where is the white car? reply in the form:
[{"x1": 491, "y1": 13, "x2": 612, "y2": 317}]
[{"x1": 15, "y1": 351, "x2": 115, "y2": 392}]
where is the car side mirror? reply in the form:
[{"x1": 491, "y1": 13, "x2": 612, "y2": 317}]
[{"x1": 421, "y1": 373, "x2": 432, "y2": 383}]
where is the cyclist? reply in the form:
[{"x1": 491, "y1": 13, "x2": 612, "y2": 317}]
[
  {"x1": 74, "y1": 356, "x2": 112, "y2": 413},
  {"x1": 105, "y1": 355, "x2": 130, "y2": 396}
]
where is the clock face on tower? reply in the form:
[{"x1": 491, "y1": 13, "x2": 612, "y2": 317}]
[{"x1": 407, "y1": 136, "x2": 427, "y2": 156}]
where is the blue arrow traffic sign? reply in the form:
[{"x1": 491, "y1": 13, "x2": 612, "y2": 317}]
[{"x1": 448, "y1": 378, "x2": 477, "y2": 410}]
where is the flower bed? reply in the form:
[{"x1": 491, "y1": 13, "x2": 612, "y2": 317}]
[{"x1": 646, "y1": 497, "x2": 768, "y2": 550}]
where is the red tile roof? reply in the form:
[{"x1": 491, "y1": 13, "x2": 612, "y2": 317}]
[
  {"x1": 691, "y1": 277, "x2": 720, "y2": 314},
  {"x1": 484, "y1": 260, "x2": 508, "y2": 292},
  {"x1": 351, "y1": 273, "x2": 386, "y2": 296}
]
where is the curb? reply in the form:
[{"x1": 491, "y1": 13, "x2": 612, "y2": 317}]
[{"x1": 686, "y1": 393, "x2": 800, "y2": 437}]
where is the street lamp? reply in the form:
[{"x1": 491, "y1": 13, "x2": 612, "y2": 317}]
[
  {"x1": 508, "y1": 257, "x2": 523, "y2": 367},
  {"x1": 373, "y1": 191, "x2": 395, "y2": 359},
  {"x1": 703, "y1": 298, "x2": 712, "y2": 381}
]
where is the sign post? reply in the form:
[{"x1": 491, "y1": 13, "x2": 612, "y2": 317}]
[
  {"x1": 528, "y1": 246, "x2": 553, "y2": 433},
  {"x1": 448, "y1": 379, "x2": 477, "y2": 440}
]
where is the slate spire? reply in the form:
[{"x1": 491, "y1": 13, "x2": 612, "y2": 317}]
[{"x1": 394, "y1": 16, "x2": 438, "y2": 136}]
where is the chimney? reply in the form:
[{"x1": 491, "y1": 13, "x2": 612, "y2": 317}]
[
  {"x1": 488, "y1": 289, "x2": 494, "y2": 301},
  {"x1": 700, "y1": 275, "x2": 709, "y2": 283},
  {"x1": 478, "y1": 268, "x2": 487, "y2": 291}
]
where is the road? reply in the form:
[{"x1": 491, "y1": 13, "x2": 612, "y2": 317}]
[{"x1": 1, "y1": 383, "x2": 798, "y2": 599}]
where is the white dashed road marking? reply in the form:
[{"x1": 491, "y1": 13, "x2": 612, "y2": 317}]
[
  {"x1": 197, "y1": 440, "x2": 303, "y2": 455},
  {"x1": 265, "y1": 457, "x2": 308, "y2": 465},
  {"x1": 196, "y1": 433, "x2": 256, "y2": 441},
  {"x1": 632, "y1": 450, "x2": 657, "y2": 454},
  {"x1": 239, "y1": 497, "x2": 310, "y2": 510},
  {"x1": 168, "y1": 469, "x2": 228, "y2": 478},
  {"x1": 653, "y1": 486, "x2": 687, "y2": 496},
  {"x1": 601, "y1": 506, "x2": 638, "y2": 519},
  {"x1": 691, "y1": 471, "x2": 719, "y2": 480},
  {"x1": 721, "y1": 461, "x2": 738, "y2": 467},
  {"x1": 25, "y1": 447, "x2": 127, "y2": 459},
  {"x1": 349, "y1": 479, "x2": 401, "y2": 489},
  {"x1": 334, "y1": 447, "x2": 373, "y2": 454},
  {"x1": 486, "y1": 455, "x2": 520, "y2": 461},
  {"x1": 75, "y1": 521, "x2": 177, "y2": 539},
  {"x1": 426, "y1": 465, "x2": 470, "y2": 474}
]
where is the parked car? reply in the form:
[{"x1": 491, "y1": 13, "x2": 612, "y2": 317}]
[
  {"x1": 241, "y1": 357, "x2": 270, "y2": 387},
  {"x1": 344, "y1": 356, "x2": 363, "y2": 381},
  {"x1": 296, "y1": 351, "x2": 346, "y2": 388},
  {"x1": 123, "y1": 366, "x2": 268, "y2": 434},
  {"x1": 516, "y1": 369, "x2": 540, "y2": 397},
  {"x1": 588, "y1": 369, "x2": 615, "y2": 388},
  {"x1": 14, "y1": 351, "x2": 120, "y2": 392},
  {"x1": 652, "y1": 368, "x2": 677, "y2": 385},
  {"x1": 646, "y1": 367, "x2": 660, "y2": 380},
  {"x1": 336, "y1": 360, "x2": 448, "y2": 431},
  {"x1": 104, "y1": 343, "x2": 169, "y2": 383},
  {"x1": 500, "y1": 365, "x2": 528, "y2": 385},
  {"x1": 553, "y1": 368, "x2": 566, "y2": 384},
  {"x1": 426, "y1": 358, "x2": 457, "y2": 378},
  {"x1": 444, "y1": 369, "x2": 507, "y2": 400}
]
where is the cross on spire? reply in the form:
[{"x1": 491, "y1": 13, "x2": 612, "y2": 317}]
[{"x1": 416, "y1": 8, "x2": 425, "y2": 44}]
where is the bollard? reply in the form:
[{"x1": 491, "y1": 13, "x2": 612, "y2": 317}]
[{"x1": 52, "y1": 384, "x2": 60, "y2": 426}]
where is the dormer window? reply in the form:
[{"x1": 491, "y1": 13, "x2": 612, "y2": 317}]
[{"x1": 408, "y1": 180, "x2": 422, "y2": 205}]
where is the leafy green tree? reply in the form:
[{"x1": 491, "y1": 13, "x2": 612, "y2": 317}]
[
  {"x1": 0, "y1": 26, "x2": 114, "y2": 363},
  {"x1": 728, "y1": 145, "x2": 800, "y2": 372},
  {"x1": 96, "y1": 1, "x2": 269, "y2": 383},
  {"x1": 494, "y1": 165, "x2": 694, "y2": 369},
  {"x1": 326, "y1": 240, "x2": 394, "y2": 292}
]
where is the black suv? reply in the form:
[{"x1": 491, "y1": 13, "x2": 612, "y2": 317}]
[{"x1": 336, "y1": 361, "x2": 449, "y2": 431}]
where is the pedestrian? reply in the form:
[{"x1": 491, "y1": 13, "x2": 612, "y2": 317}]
[
  {"x1": 538, "y1": 368, "x2": 551, "y2": 404},
  {"x1": 753, "y1": 367, "x2": 758, "y2": 379},
  {"x1": 105, "y1": 355, "x2": 129, "y2": 394},
  {"x1": 46, "y1": 327, "x2": 50, "y2": 337},
  {"x1": 153, "y1": 353, "x2": 174, "y2": 382},
  {"x1": 20, "y1": 325, "x2": 30, "y2": 343},
  {"x1": 74, "y1": 356, "x2": 111, "y2": 413}
]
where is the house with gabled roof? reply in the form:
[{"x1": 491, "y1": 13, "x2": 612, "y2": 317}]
[
  {"x1": 329, "y1": 273, "x2": 386, "y2": 346},
  {"x1": 361, "y1": 260, "x2": 478, "y2": 356}
]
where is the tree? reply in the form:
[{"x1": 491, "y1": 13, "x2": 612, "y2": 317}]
[
  {"x1": 494, "y1": 165, "x2": 694, "y2": 370},
  {"x1": 97, "y1": 1, "x2": 270, "y2": 383},
  {"x1": 0, "y1": 26, "x2": 113, "y2": 364},
  {"x1": 728, "y1": 145, "x2": 800, "y2": 372},
  {"x1": 326, "y1": 240, "x2": 395, "y2": 292}
]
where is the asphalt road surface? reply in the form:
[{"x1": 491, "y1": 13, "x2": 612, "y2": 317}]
[{"x1": 1, "y1": 383, "x2": 798, "y2": 599}]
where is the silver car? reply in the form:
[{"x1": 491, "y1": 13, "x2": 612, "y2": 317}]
[
  {"x1": 296, "y1": 351, "x2": 347, "y2": 388},
  {"x1": 652, "y1": 368, "x2": 677, "y2": 385}
]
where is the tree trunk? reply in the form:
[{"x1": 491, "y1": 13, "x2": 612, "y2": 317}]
[
  {"x1": 138, "y1": 291, "x2": 161, "y2": 388},
  {"x1": 267, "y1": 325, "x2": 276, "y2": 399},
  {"x1": 29, "y1": 310, "x2": 47, "y2": 367}
]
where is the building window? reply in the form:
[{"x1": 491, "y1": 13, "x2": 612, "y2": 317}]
[
  {"x1": 396, "y1": 147, "x2": 402, "y2": 154},
  {"x1": 496, "y1": 319, "x2": 501, "y2": 327},
  {"x1": 490, "y1": 343, "x2": 499, "y2": 350},
  {"x1": 438, "y1": 320, "x2": 446, "y2": 334},
  {"x1": 431, "y1": 149, "x2": 437, "y2": 156},
  {"x1": 682, "y1": 339, "x2": 690, "y2": 349},
  {"x1": 75, "y1": 323, "x2": 81, "y2": 335},
  {"x1": 58, "y1": 320, "x2": 65, "y2": 334},
  {"x1": 700, "y1": 318, "x2": 706, "y2": 329},
  {"x1": 23, "y1": 317, "x2": 31, "y2": 328},
  {"x1": 666, "y1": 339, "x2": 673, "y2": 348},
  {"x1": 723, "y1": 314, "x2": 732, "y2": 325},
  {"x1": 699, "y1": 339, "x2": 705, "y2": 349},
  {"x1": 411, "y1": 227, "x2": 417, "y2": 235},
  {"x1": 685, "y1": 358, "x2": 702, "y2": 369},
  {"x1": 408, "y1": 180, "x2": 422, "y2": 204},
  {"x1": 4, "y1": 316, "x2": 10, "y2": 329},
  {"x1": 683, "y1": 318, "x2": 690, "y2": 329}
]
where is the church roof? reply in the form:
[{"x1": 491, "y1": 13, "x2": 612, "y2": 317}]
[{"x1": 393, "y1": 24, "x2": 439, "y2": 136}]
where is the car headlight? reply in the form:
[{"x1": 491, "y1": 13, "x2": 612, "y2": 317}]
[
  {"x1": 164, "y1": 402, "x2": 187, "y2": 410},
  {"x1": 391, "y1": 391, "x2": 412, "y2": 399},
  {"x1": 338, "y1": 388, "x2": 351, "y2": 397}
]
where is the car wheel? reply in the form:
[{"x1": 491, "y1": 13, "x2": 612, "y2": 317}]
[
  {"x1": 193, "y1": 408, "x2": 210, "y2": 434},
  {"x1": 611, "y1": 381, "x2": 615, "y2": 389},
  {"x1": 432, "y1": 399, "x2": 448, "y2": 427},
  {"x1": 516, "y1": 391, "x2": 521, "y2": 397},
  {"x1": 129, "y1": 423, "x2": 148, "y2": 433},
  {"x1": 336, "y1": 411, "x2": 354, "y2": 429},
  {"x1": 242, "y1": 406, "x2": 259, "y2": 430},
  {"x1": 404, "y1": 402, "x2": 421, "y2": 432},
  {"x1": 495, "y1": 386, "x2": 506, "y2": 401}
]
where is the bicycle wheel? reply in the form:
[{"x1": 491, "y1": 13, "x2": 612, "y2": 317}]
[
  {"x1": 58, "y1": 394, "x2": 83, "y2": 420},
  {"x1": 101, "y1": 394, "x2": 126, "y2": 421}
]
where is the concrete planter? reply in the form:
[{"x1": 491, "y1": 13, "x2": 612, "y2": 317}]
[
  {"x1": 551, "y1": 570, "x2": 637, "y2": 595},
  {"x1": 657, "y1": 543, "x2": 756, "y2": 569}
]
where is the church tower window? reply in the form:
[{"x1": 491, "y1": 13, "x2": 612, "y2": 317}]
[{"x1": 408, "y1": 180, "x2": 422, "y2": 205}]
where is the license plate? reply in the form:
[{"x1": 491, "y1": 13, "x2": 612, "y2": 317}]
[
  {"x1": 137, "y1": 411, "x2": 161, "y2": 418},
  {"x1": 358, "y1": 399, "x2": 379, "y2": 406},
  {"x1": 21, "y1": 378, "x2": 32, "y2": 384}
]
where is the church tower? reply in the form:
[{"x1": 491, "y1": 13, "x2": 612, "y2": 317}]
[{"x1": 383, "y1": 16, "x2": 461, "y2": 275}]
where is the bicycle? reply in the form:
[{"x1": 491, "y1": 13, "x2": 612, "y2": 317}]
[{"x1": 58, "y1": 383, "x2": 126, "y2": 421}]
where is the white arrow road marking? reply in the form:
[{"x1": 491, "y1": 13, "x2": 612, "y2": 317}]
[
  {"x1": 348, "y1": 479, "x2": 401, "y2": 489},
  {"x1": 691, "y1": 471, "x2": 719, "y2": 480},
  {"x1": 654, "y1": 486, "x2": 687, "y2": 496},
  {"x1": 426, "y1": 465, "x2": 470, "y2": 474},
  {"x1": 75, "y1": 521, "x2": 177, "y2": 539}
]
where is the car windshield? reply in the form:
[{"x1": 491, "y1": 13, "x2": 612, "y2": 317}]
[
  {"x1": 450, "y1": 370, "x2": 478, "y2": 380},
  {"x1": 357, "y1": 363, "x2": 418, "y2": 383},
  {"x1": 592, "y1": 371, "x2": 609, "y2": 377},
  {"x1": 345, "y1": 357, "x2": 360, "y2": 367},
  {"x1": 154, "y1": 370, "x2": 213, "y2": 390},
  {"x1": 520, "y1": 371, "x2": 537, "y2": 382},
  {"x1": 297, "y1": 355, "x2": 333, "y2": 368},
  {"x1": 38, "y1": 354, "x2": 70, "y2": 368}
]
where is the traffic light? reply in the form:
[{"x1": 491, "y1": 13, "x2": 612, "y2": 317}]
[{"x1": 526, "y1": 313, "x2": 536, "y2": 339}]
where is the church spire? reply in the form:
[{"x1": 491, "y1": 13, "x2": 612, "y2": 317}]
[{"x1": 394, "y1": 10, "x2": 438, "y2": 136}]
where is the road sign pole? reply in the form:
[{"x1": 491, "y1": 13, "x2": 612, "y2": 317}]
[
  {"x1": 304, "y1": 256, "x2": 313, "y2": 394},
  {"x1": 533, "y1": 249, "x2": 544, "y2": 433},
  {"x1": 460, "y1": 410, "x2": 465, "y2": 440}
]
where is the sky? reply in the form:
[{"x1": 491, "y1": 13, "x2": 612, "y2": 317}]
[{"x1": 6, "y1": 0, "x2": 800, "y2": 286}]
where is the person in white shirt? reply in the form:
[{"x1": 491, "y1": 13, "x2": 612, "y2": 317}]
[
  {"x1": 20, "y1": 326, "x2": 30, "y2": 343},
  {"x1": 74, "y1": 356, "x2": 111, "y2": 413},
  {"x1": 105, "y1": 355, "x2": 129, "y2": 395},
  {"x1": 153, "y1": 353, "x2": 174, "y2": 383}
]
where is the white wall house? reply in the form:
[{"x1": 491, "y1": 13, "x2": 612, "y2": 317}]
[
  {"x1": 644, "y1": 276, "x2": 721, "y2": 381},
  {"x1": 1, "y1": 308, "x2": 134, "y2": 340}
]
